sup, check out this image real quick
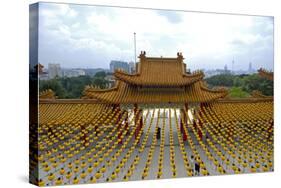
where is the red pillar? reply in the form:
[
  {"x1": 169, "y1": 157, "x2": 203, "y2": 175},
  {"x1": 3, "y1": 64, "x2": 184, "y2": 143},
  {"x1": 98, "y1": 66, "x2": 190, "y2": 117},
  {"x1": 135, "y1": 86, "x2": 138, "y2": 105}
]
[
  {"x1": 180, "y1": 110, "x2": 184, "y2": 134},
  {"x1": 134, "y1": 104, "x2": 139, "y2": 138},
  {"x1": 182, "y1": 130, "x2": 187, "y2": 141},
  {"x1": 185, "y1": 103, "x2": 188, "y2": 125},
  {"x1": 185, "y1": 103, "x2": 188, "y2": 110},
  {"x1": 118, "y1": 125, "x2": 122, "y2": 144},
  {"x1": 134, "y1": 108, "x2": 143, "y2": 141},
  {"x1": 139, "y1": 110, "x2": 143, "y2": 131},
  {"x1": 184, "y1": 103, "x2": 188, "y2": 141},
  {"x1": 180, "y1": 121, "x2": 184, "y2": 134},
  {"x1": 180, "y1": 109, "x2": 187, "y2": 141},
  {"x1": 125, "y1": 110, "x2": 129, "y2": 135},
  {"x1": 198, "y1": 120, "x2": 202, "y2": 140},
  {"x1": 181, "y1": 119, "x2": 187, "y2": 141}
]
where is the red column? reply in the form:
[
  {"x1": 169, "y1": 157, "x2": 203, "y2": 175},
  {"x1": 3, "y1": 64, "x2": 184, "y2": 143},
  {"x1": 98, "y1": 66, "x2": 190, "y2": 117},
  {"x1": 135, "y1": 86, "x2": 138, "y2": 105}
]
[
  {"x1": 180, "y1": 109, "x2": 187, "y2": 141},
  {"x1": 185, "y1": 103, "x2": 189, "y2": 110},
  {"x1": 184, "y1": 104, "x2": 188, "y2": 141},
  {"x1": 139, "y1": 110, "x2": 143, "y2": 131},
  {"x1": 118, "y1": 124, "x2": 122, "y2": 144},
  {"x1": 133, "y1": 108, "x2": 143, "y2": 141},
  {"x1": 125, "y1": 110, "x2": 129, "y2": 135},
  {"x1": 198, "y1": 119, "x2": 202, "y2": 140},
  {"x1": 134, "y1": 104, "x2": 139, "y2": 138},
  {"x1": 185, "y1": 103, "x2": 188, "y2": 125},
  {"x1": 182, "y1": 129, "x2": 187, "y2": 141},
  {"x1": 180, "y1": 110, "x2": 184, "y2": 134}
]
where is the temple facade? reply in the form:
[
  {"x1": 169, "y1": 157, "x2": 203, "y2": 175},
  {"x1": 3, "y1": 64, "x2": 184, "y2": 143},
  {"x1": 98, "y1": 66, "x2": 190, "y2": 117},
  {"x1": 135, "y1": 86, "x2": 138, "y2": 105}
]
[{"x1": 83, "y1": 52, "x2": 228, "y2": 104}]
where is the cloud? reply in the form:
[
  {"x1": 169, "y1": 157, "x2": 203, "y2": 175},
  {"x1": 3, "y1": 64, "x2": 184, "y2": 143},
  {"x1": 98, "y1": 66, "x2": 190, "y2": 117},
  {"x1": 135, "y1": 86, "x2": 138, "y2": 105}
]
[
  {"x1": 156, "y1": 10, "x2": 183, "y2": 23},
  {"x1": 40, "y1": 3, "x2": 78, "y2": 18},
  {"x1": 38, "y1": 2, "x2": 273, "y2": 71}
]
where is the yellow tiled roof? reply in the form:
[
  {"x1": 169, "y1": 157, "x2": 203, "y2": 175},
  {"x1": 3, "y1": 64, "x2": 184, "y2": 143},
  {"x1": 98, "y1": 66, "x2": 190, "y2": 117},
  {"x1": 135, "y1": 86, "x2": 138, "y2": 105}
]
[
  {"x1": 39, "y1": 102, "x2": 109, "y2": 125},
  {"x1": 39, "y1": 89, "x2": 56, "y2": 99},
  {"x1": 251, "y1": 90, "x2": 273, "y2": 98},
  {"x1": 83, "y1": 80, "x2": 228, "y2": 104},
  {"x1": 114, "y1": 53, "x2": 204, "y2": 86}
]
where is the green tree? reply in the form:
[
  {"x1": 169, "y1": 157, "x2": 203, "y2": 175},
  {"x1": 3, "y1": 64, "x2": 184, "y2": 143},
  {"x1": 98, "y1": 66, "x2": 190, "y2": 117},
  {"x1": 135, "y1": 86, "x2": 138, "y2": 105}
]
[
  {"x1": 233, "y1": 77, "x2": 243, "y2": 87},
  {"x1": 205, "y1": 73, "x2": 273, "y2": 97},
  {"x1": 39, "y1": 79, "x2": 66, "y2": 98},
  {"x1": 242, "y1": 74, "x2": 273, "y2": 96},
  {"x1": 95, "y1": 71, "x2": 106, "y2": 78},
  {"x1": 205, "y1": 74, "x2": 235, "y2": 87},
  {"x1": 229, "y1": 87, "x2": 249, "y2": 98},
  {"x1": 92, "y1": 77, "x2": 107, "y2": 89}
]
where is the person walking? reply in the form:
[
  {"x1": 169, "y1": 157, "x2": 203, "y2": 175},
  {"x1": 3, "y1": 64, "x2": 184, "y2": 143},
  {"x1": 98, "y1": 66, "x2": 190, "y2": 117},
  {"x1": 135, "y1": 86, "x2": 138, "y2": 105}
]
[
  {"x1": 195, "y1": 158, "x2": 200, "y2": 176},
  {"x1": 157, "y1": 126, "x2": 161, "y2": 140}
]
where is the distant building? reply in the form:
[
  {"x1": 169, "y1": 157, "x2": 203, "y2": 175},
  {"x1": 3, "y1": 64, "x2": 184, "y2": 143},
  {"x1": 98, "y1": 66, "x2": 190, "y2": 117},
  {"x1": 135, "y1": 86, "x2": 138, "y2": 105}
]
[
  {"x1": 224, "y1": 64, "x2": 228, "y2": 72},
  {"x1": 110, "y1": 60, "x2": 129, "y2": 73},
  {"x1": 84, "y1": 68, "x2": 110, "y2": 76},
  {"x1": 48, "y1": 63, "x2": 62, "y2": 79},
  {"x1": 63, "y1": 69, "x2": 86, "y2": 77},
  {"x1": 204, "y1": 68, "x2": 231, "y2": 78},
  {"x1": 128, "y1": 61, "x2": 136, "y2": 73},
  {"x1": 248, "y1": 62, "x2": 255, "y2": 74}
]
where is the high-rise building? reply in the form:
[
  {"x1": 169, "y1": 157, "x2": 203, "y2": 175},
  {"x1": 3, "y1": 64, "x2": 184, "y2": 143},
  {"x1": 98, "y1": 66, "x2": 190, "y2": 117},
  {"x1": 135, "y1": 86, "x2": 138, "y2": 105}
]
[
  {"x1": 128, "y1": 61, "x2": 136, "y2": 73},
  {"x1": 224, "y1": 64, "x2": 228, "y2": 71},
  {"x1": 48, "y1": 63, "x2": 62, "y2": 79},
  {"x1": 110, "y1": 61, "x2": 129, "y2": 73},
  {"x1": 248, "y1": 62, "x2": 254, "y2": 73},
  {"x1": 63, "y1": 69, "x2": 86, "y2": 78}
]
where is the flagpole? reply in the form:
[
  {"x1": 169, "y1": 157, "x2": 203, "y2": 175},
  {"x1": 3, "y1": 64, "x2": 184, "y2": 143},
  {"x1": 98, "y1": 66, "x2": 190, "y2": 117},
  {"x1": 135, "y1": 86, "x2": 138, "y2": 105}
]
[{"x1": 134, "y1": 32, "x2": 136, "y2": 64}]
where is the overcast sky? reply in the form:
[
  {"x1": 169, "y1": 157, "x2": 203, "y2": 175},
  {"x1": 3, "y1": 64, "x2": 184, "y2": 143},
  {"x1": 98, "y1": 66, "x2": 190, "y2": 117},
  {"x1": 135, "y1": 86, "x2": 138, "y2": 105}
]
[{"x1": 38, "y1": 2, "x2": 274, "y2": 71}]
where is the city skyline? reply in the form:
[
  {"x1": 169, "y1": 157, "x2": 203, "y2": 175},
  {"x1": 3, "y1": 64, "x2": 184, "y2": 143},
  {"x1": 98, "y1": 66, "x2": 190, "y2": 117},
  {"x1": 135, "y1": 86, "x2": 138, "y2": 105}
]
[{"x1": 38, "y1": 3, "x2": 274, "y2": 71}]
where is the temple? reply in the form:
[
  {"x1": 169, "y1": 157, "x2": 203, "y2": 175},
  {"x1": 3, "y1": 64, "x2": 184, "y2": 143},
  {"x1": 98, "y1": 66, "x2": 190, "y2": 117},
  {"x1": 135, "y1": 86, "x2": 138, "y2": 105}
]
[
  {"x1": 83, "y1": 52, "x2": 228, "y2": 104},
  {"x1": 33, "y1": 52, "x2": 273, "y2": 186}
]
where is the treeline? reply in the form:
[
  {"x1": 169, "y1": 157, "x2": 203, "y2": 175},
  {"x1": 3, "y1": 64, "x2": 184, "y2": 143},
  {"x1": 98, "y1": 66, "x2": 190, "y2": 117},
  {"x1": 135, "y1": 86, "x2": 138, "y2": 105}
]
[
  {"x1": 40, "y1": 72, "x2": 273, "y2": 99},
  {"x1": 39, "y1": 71, "x2": 110, "y2": 98},
  {"x1": 205, "y1": 73, "x2": 273, "y2": 97}
]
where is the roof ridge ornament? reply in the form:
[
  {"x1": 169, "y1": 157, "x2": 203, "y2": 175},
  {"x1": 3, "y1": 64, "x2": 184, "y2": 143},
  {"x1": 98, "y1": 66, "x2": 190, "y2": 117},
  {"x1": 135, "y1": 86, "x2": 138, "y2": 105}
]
[
  {"x1": 177, "y1": 52, "x2": 184, "y2": 61},
  {"x1": 139, "y1": 51, "x2": 146, "y2": 59},
  {"x1": 39, "y1": 89, "x2": 56, "y2": 99}
]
